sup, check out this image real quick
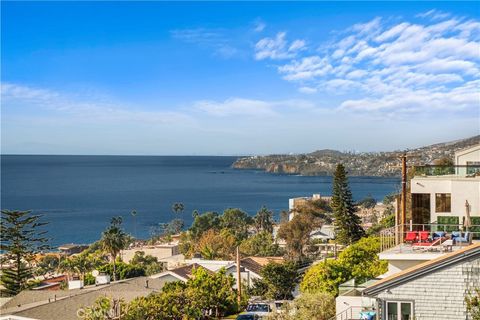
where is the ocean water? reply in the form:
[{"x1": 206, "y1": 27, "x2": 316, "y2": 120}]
[{"x1": 1, "y1": 155, "x2": 400, "y2": 246}]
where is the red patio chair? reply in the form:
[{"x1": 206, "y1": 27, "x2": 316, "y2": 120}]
[
  {"x1": 404, "y1": 231, "x2": 417, "y2": 244},
  {"x1": 419, "y1": 231, "x2": 430, "y2": 243}
]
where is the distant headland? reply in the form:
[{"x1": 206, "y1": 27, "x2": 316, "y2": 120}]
[{"x1": 232, "y1": 135, "x2": 480, "y2": 177}]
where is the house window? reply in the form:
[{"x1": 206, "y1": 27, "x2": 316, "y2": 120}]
[
  {"x1": 467, "y1": 161, "x2": 480, "y2": 175},
  {"x1": 386, "y1": 301, "x2": 413, "y2": 320},
  {"x1": 435, "y1": 193, "x2": 451, "y2": 213}
]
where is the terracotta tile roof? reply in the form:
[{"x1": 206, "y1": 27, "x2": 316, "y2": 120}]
[
  {"x1": 240, "y1": 257, "x2": 284, "y2": 275},
  {"x1": 364, "y1": 242, "x2": 480, "y2": 295}
]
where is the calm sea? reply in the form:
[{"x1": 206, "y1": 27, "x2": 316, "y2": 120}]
[{"x1": 1, "y1": 155, "x2": 400, "y2": 246}]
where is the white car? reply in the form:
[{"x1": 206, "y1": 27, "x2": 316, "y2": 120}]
[{"x1": 245, "y1": 302, "x2": 272, "y2": 317}]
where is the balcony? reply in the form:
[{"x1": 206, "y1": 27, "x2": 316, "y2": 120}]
[
  {"x1": 379, "y1": 223, "x2": 480, "y2": 254},
  {"x1": 413, "y1": 164, "x2": 480, "y2": 179}
]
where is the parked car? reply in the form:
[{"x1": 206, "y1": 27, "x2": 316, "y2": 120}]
[
  {"x1": 236, "y1": 313, "x2": 261, "y2": 320},
  {"x1": 245, "y1": 302, "x2": 272, "y2": 317}
]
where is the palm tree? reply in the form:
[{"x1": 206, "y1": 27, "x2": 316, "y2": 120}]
[
  {"x1": 172, "y1": 203, "x2": 185, "y2": 218},
  {"x1": 58, "y1": 254, "x2": 92, "y2": 282},
  {"x1": 58, "y1": 257, "x2": 79, "y2": 281},
  {"x1": 100, "y1": 217, "x2": 130, "y2": 281},
  {"x1": 74, "y1": 254, "x2": 92, "y2": 281}
]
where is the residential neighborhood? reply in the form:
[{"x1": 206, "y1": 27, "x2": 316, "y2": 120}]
[{"x1": 1, "y1": 1, "x2": 479, "y2": 319}]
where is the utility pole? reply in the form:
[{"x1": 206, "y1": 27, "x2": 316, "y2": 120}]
[
  {"x1": 236, "y1": 246, "x2": 242, "y2": 305},
  {"x1": 401, "y1": 153, "x2": 407, "y2": 242}
]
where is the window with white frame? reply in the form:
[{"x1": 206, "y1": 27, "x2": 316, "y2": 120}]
[{"x1": 386, "y1": 301, "x2": 413, "y2": 320}]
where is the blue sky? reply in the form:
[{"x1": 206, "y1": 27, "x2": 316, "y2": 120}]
[{"x1": 2, "y1": 1, "x2": 479, "y2": 155}]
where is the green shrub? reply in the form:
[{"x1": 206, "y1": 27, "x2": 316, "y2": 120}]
[
  {"x1": 469, "y1": 217, "x2": 480, "y2": 239},
  {"x1": 437, "y1": 216, "x2": 459, "y2": 233},
  {"x1": 300, "y1": 237, "x2": 387, "y2": 297},
  {"x1": 84, "y1": 273, "x2": 96, "y2": 286},
  {"x1": 98, "y1": 262, "x2": 145, "y2": 280}
]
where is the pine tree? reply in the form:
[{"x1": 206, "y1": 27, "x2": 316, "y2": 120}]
[
  {"x1": 0, "y1": 210, "x2": 50, "y2": 296},
  {"x1": 331, "y1": 164, "x2": 365, "y2": 245}
]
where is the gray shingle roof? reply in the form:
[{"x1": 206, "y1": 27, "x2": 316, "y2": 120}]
[{"x1": 1, "y1": 277, "x2": 168, "y2": 320}]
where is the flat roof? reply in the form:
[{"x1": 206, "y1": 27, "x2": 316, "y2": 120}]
[{"x1": 365, "y1": 243, "x2": 480, "y2": 296}]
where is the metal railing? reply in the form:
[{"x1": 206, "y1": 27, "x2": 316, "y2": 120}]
[
  {"x1": 380, "y1": 223, "x2": 480, "y2": 252},
  {"x1": 329, "y1": 306, "x2": 365, "y2": 320},
  {"x1": 380, "y1": 225, "x2": 400, "y2": 252}
]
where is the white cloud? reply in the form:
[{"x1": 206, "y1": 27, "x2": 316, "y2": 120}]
[
  {"x1": 351, "y1": 17, "x2": 382, "y2": 37},
  {"x1": 264, "y1": 12, "x2": 480, "y2": 115},
  {"x1": 171, "y1": 28, "x2": 238, "y2": 58},
  {"x1": 278, "y1": 56, "x2": 332, "y2": 80},
  {"x1": 194, "y1": 97, "x2": 315, "y2": 117},
  {"x1": 416, "y1": 9, "x2": 450, "y2": 21},
  {"x1": 1, "y1": 82, "x2": 59, "y2": 102},
  {"x1": 253, "y1": 20, "x2": 266, "y2": 32},
  {"x1": 298, "y1": 86, "x2": 317, "y2": 94},
  {"x1": 255, "y1": 32, "x2": 306, "y2": 60},
  {"x1": 375, "y1": 22, "x2": 410, "y2": 42},
  {"x1": 1, "y1": 82, "x2": 193, "y2": 124},
  {"x1": 339, "y1": 80, "x2": 479, "y2": 113}
]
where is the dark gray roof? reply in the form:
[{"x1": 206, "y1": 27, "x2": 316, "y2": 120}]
[
  {"x1": 170, "y1": 263, "x2": 205, "y2": 279},
  {"x1": 1, "y1": 277, "x2": 167, "y2": 320}
]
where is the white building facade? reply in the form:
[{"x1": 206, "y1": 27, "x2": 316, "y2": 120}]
[{"x1": 410, "y1": 145, "x2": 480, "y2": 227}]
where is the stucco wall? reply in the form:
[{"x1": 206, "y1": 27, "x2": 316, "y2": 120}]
[
  {"x1": 121, "y1": 246, "x2": 179, "y2": 263},
  {"x1": 387, "y1": 260, "x2": 428, "y2": 275},
  {"x1": 411, "y1": 178, "x2": 480, "y2": 222},
  {"x1": 455, "y1": 147, "x2": 480, "y2": 166},
  {"x1": 377, "y1": 256, "x2": 480, "y2": 320},
  {"x1": 336, "y1": 296, "x2": 376, "y2": 316}
]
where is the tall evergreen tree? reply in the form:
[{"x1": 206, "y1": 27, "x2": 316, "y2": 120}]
[
  {"x1": 331, "y1": 164, "x2": 365, "y2": 245},
  {"x1": 0, "y1": 210, "x2": 50, "y2": 296}
]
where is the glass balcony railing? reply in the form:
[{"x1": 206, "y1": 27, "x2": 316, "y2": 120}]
[{"x1": 414, "y1": 165, "x2": 480, "y2": 177}]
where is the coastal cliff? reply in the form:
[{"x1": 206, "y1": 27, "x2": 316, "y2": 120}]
[{"x1": 233, "y1": 135, "x2": 479, "y2": 177}]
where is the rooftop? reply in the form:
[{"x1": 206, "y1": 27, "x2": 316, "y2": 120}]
[
  {"x1": 365, "y1": 242, "x2": 480, "y2": 296},
  {"x1": 1, "y1": 277, "x2": 168, "y2": 320},
  {"x1": 378, "y1": 243, "x2": 469, "y2": 260}
]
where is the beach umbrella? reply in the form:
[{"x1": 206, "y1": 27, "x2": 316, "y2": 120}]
[{"x1": 464, "y1": 200, "x2": 472, "y2": 230}]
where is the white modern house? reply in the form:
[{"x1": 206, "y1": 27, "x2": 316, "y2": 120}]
[{"x1": 410, "y1": 144, "x2": 480, "y2": 227}]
